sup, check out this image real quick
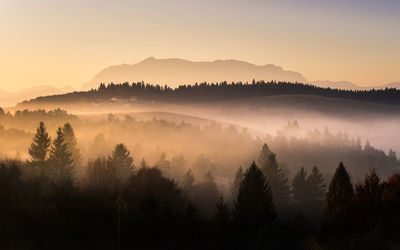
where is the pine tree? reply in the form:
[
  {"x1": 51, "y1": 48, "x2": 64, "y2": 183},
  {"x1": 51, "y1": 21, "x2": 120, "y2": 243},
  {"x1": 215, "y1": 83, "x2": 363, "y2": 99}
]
[
  {"x1": 234, "y1": 162, "x2": 276, "y2": 247},
  {"x1": 62, "y1": 123, "x2": 83, "y2": 178},
  {"x1": 258, "y1": 147, "x2": 290, "y2": 208},
  {"x1": 292, "y1": 167, "x2": 309, "y2": 204},
  {"x1": 62, "y1": 123, "x2": 82, "y2": 166},
  {"x1": 231, "y1": 166, "x2": 244, "y2": 200},
  {"x1": 49, "y1": 127, "x2": 74, "y2": 182},
  {"x1": 307, "y1": 166, "x2": 326, "y2": 202},
  {"x1": 324, "y1": 162, "x2": 353, "y2": 221},
  {"x1": 108, "y1": 144, "x2": 134, "y2": 183},
  {"x1": 29, "y1": 121, "x2": 51, "y2": 166},
  {"x1": 353, "y1": 169, "x2": 383, "y2": 233},
  {"x1": 214, "y1": 196, "x2": 231, "y2": 248},
  {"x1": 181, "y1": 168, "x2": 195, "y2": 193}
]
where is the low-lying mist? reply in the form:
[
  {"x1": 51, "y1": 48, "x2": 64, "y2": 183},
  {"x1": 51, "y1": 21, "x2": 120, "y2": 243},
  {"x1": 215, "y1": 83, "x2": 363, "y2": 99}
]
[{"x1": 1, "y1": 101, "x2": 399, "y2": 200}]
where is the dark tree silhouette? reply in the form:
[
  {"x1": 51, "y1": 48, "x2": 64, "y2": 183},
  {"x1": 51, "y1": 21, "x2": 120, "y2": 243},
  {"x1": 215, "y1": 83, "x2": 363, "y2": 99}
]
[
  {"x1": 181, "y1": 168, "x2": 195, "y2": 194},
  {"x1": 324, "y1": 162, "x2": 353, "y2": 220},
  {"x1": 29, "y1": 121, "x2": 51, "y2": 167},
  {"x1": 234, "y1": 161, "x2": 276, "y2": 248},
  {"x1": 214, "y1": 196, "x2": 231, "y2": 249},
  {"x1": 258, "y1": 145, "x2": 290, "y2": 209},
  {"x1": 108, "y1": 144, "x2": 134, "y2": 183},
  {"x1": 352, "y1": 169, "x2": 384, "y2": 236},
  {"x1": 292, "y1": 167, "x2": 309, "y2": 204},
  {"x1": 49, "y1": 127, "x2": 74, "y2": 182},
  {"x1": 192, "y1": 170, "x2": 220, "y2": 216},
  {"x1": 308, "y1": 166, "x2": 326, "y2": 202},
  {"x1": 319, "y1": 162, "x2": 354, "y2": 247},
  {"x1": 62, "y1": 123, "x2": 82, "y2": 170},
  {"x1": 231, "y1": 166, "x2": 244, "y2": 201}
]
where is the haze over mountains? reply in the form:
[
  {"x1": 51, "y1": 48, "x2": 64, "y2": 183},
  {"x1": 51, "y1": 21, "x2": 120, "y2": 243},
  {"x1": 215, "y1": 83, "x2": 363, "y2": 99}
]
[
  {"x1": 2, "y1": 57, "x2": 399, "y2": 107},
  {"x1": 83, "y1": 57, "x2": 400, "y2": 91},
  {"x1": 82, "y1": 57, "x2": 307, "y2": 90},
  {"x1": 0, "y1": 85, "x2": 75, "y2": 107}
]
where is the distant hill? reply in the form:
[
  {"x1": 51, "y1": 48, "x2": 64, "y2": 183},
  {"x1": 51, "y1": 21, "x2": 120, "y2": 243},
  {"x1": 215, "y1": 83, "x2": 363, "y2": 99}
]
[
  {"x1": 0, "y1": 85, "x2": 75, "y2": 107},
  {"x1": 82, "y1": 57, "x2": 307, "y2": 90},
  {"x1": 17, "y1": 81, "x2": 400, "y2": 118}
]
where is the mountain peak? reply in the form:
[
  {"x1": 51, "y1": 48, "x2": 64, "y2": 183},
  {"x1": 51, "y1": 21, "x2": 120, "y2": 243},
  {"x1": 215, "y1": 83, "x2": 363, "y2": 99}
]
[{"x1": 82, "y1": 57, "x2": 307, "y2": 90}]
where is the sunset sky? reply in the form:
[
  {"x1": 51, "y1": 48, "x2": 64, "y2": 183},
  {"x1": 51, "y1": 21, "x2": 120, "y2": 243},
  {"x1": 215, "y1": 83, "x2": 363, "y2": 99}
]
[{"x1": 0, "y1": 0, "x2": 399, "y2": 91}]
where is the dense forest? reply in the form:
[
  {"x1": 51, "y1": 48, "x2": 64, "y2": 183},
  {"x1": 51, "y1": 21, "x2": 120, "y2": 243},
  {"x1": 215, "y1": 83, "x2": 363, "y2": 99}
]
[
  {"x1": 0, "y1": 120, "x2": 400, "y2": 249},
  {"x1": 19, "y1": 81, "x2": 400, "y2": 107},
  {"x1": 0, "y1": 109, "x2": 398, "y2": 249}
]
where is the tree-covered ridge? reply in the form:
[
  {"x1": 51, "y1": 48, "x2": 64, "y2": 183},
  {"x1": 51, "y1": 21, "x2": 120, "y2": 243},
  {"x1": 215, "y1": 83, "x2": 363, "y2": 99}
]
[{"x1": 21, "y1": 80, "x2": 400, "y2": 106}]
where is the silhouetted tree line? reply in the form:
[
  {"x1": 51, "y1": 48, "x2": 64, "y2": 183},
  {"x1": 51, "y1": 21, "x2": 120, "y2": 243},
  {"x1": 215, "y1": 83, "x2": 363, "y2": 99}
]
[
  {"x1": 22, "y1": 80, "x2": 400, "y2": 107},
  {"x1": 1, "y1": 122, "x2": 400, "y2": 249}
]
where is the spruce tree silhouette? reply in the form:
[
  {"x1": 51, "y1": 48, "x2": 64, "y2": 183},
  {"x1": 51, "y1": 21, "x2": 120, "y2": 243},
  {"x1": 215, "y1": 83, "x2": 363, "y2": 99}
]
[
  {"x1": 181, "y1": 168, "x2": 195, "y2": 193},
  {"x1": 231, "y1": 166, "x2": 244, "y2": 201},
  {"x1": 324, "y1": 162, "x2": 353, "y2": 220},
  {"x1": 308, "y1": 166, "x2": 326, "y2": 202},
  {"x1": 234, "y1": 161, "x2": 276, "y2": 248},
  {"x1": 258, "y1": 146, "x2": 290, "y2": 209},
  {"x1": 29, "y1": 121, "x2": 51, "y2": 170},
  {"x1": 214, "y1": 196, "x2": 231, "y2": 249},
  {"x1": 108, "y1": 144, "x2": 134, "y2": 184},
  {"x1": 292, "y1": 167, "x2": 309, "y2": 204},
  {"x1": 62, "y1": 123, "x2": 82, "y2": 171},
  {"x1": 49, "y1": 127, "x2": 74, "y2": 182},
  {"x1": 319, "y1": 162, "x2": 353, "y2": 247}
]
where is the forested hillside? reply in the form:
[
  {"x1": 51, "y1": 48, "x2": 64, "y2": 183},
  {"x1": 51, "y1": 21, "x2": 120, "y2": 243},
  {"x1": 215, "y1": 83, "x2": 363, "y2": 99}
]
[{"x1": 19, "y1": 81, "x2": 400, "y2": 107}]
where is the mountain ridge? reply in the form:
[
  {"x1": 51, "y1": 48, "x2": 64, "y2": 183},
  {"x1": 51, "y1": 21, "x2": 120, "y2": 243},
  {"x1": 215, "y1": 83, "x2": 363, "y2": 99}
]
[
  {"x1": 82, "y1": 57, "x2": 399, "y2": 91},
  {"x1": 82, "y1": 57, "x2": 307, "y2": 90}
]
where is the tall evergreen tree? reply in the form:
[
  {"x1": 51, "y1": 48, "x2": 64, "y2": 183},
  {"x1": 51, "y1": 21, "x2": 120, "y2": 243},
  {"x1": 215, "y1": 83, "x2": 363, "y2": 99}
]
[
  {"x1": 62, "y1": 123, "x2": 82, "y2": 167},
  {"x1": 214, "y1": 196, "x2": 231, "y2": 249},
  {"x1": 324, "y1": 162, "x2": 353, "y2": 221},
  {"x1": 181, "y1": 168, "x2": 195, "y2": 193},
  {"x1": 308, "y1": 166, "x2": 326, "y2": 202},
  {"x1": 108, "y1": 144, "x2": 134, "y2": 183},
  {"x1": 231, "y1": 166, "x2": 244, "y2": 200},
  {"x1": 292, "y1": 167, "x2": 309, "y2": 204},
  {"x1": 234, "y1": 162, "x2": 276, "y2": 248},
  {"x1": 353, "y1": 169, "x2": 384, "y2": 234},
  {"x1": 29, "y1": 121, "x2": 51, "y2": 166},
  {"x1": 49, "y1": 127, "x2": 74, "y2": 182},
  {"x1": 258, "y1": 146, "x2": 290, "y2": 208}
]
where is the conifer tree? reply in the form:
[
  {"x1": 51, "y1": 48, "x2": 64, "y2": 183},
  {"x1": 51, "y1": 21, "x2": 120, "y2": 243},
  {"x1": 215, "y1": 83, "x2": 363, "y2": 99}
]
[
  {"x1": 62, "y1": 123, "x2": 82, "y2": 167},
  {"x1": 258, "y1": 146, "x2": 290, "y2": 208},
  {"x1": 308, "y1": 166, "x2": 326, "y2": 202},
  {"x1": 234, "y1": 162, "x2": 276, "y2": 247},
  {"x1": 231, "y1": 166, "x2": 244, "y2": 200},
  {"x1": 324, "y1": 162, "x2": 353, "y2": 221},
  {"x1": 292, "y1": 167, "x2": 309, "y2": 204},
  {"x1": 109, "y1": 144, "x2": 134, "y2": 183},
  {"x1": 214, "y1": 196, "x2": 231, "y2": 248},
  {"x1": 49, "y1": 127, "x2": 74, "y2": 182},
  {"x1": 353, "y1": 169, "x2": 383, "y2": 233},
  {"x1": 181, "y1": 168, "x2": 195, "y2": 193},
  {"x1": 29, "y1": 121, "x2": 51, "y2": 166}
]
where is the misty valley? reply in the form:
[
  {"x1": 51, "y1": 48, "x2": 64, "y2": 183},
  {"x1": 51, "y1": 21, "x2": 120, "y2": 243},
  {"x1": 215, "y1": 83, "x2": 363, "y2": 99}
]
[{"x1": 0, "y1": 82, "x2": 399, "y2": 249}]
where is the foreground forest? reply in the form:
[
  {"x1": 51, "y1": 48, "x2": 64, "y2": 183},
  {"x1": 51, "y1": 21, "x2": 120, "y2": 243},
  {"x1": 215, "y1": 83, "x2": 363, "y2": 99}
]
[
  {"x1": 1, "y1": 89, "x2": 400, "y2": 249},
  {"x1": 1, "y1": 120, "x2": 400, "y2": 249}
]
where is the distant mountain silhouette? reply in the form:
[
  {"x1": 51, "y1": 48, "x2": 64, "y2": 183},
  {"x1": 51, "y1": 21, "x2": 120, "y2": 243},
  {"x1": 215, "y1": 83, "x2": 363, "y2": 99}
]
[
  {"x1": 82, "y1": 57, "x2": 399, "y2": 91},
  {"x1": 82, "y1": 57, "x2": 307, "y2": 90},
  {"x1": 0, "y1": 85, "x2": 75, "y2": 107},
  {"x1": 309, "y1": 80, "x2": 361, "y2": 90},
  {"x1": 310, "y1": 80, "x2": 400, "y2": 90}
]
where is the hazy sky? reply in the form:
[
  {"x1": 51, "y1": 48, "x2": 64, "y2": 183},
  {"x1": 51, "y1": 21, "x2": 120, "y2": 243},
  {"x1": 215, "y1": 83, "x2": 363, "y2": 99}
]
[{"x1": 0, "y1": 0, "x2": 399, "y2": 91}]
